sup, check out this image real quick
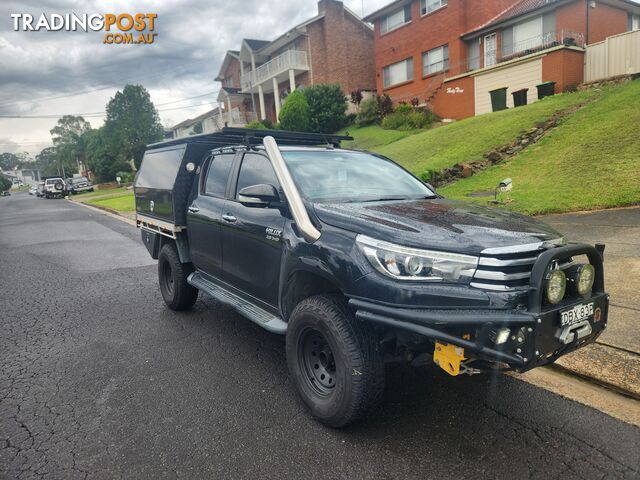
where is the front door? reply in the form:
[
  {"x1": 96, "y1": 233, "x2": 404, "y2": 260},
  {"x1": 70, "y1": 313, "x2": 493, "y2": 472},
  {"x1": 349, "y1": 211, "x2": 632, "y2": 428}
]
[
  {"x1": 484, "y1": 33, "x2": 497, "y2": 68},
  {"x1": 221, "y1": 152, "x2": 286, "y2": 307},
  {"x1": 187, "y1": 153, "x2": 235, "y2": 277}
]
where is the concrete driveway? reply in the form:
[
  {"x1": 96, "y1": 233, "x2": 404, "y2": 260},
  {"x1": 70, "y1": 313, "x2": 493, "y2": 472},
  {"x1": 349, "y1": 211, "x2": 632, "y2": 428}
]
[{"x1": 541, "y1": 207, "x2": 640, "y2": 396}]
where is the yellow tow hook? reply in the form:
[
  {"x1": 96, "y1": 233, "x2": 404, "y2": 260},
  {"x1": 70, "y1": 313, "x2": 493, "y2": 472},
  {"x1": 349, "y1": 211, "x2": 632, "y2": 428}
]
[{"x1": 433, "y1": 341, "x2": 467, "y2": 376}]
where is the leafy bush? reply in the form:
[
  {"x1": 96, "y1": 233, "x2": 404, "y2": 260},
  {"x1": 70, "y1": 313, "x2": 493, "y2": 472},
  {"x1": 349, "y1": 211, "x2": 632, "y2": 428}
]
[
  {"x1": 303, "y1": 84, "x2": 348, "y2": 133},
  {"x1": 350, "y1": 90, "x2": 363, "y2": 107},
  {"x1": 115, "y1": 171, "x2": 134, "y2": 183},
  {"x1": 394, "y1": 103, "x2": 414, "y2": 114},
  {"x1": 0, "y1": 174, "x2": 12, "y2": 192},
  {"x1": 246, "y1": 120, "x2": 267, "y2": 130},
  {"x1": 378, "y1": 94, "x2": 394, "y2": 117},
  {"x1": 381, "y1": 110, "x2": 433, "y2": 130},
  {"x1": 355, "y1": 97, "x2": 380, "y2": 126},
  {"x1": 279, "y1": 90, "x2": 311, "y2": 132}
]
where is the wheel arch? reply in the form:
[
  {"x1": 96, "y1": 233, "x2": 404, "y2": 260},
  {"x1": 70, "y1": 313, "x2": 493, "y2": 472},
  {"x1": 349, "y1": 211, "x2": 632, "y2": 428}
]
[{"x1": 280, "y1": 269, "x2": 345, "y2": 322}]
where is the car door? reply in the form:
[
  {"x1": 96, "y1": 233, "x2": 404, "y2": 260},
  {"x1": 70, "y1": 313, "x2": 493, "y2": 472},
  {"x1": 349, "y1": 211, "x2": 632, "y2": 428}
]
[
  {"x1": 187, "y1": 153, "x2": 236, "y2": 277},
  {"x1": 221, "y1": 152, "x2": 286, "y2": 307}
]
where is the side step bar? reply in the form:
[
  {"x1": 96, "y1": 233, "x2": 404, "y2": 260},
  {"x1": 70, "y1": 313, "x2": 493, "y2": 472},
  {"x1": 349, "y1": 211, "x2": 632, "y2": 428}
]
[{"x1": 188, "y1": 271, "x2": 287, "y2": 335}]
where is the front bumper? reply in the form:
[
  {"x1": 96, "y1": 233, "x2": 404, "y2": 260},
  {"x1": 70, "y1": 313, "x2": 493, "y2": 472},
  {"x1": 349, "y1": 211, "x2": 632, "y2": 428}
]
[{"x1": 349, "y1": 243, "x2": 609, "y2": 372}]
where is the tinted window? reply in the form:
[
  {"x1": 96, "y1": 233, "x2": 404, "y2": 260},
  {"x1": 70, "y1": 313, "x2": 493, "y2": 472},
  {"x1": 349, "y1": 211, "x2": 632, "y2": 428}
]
[
  {"x1": 135, "y1": 146, "x2": 184, "y2": 190},
  {"x1": 282, "y1": 150, "x2": 434, "y2": 202},
  {"x1": 204, "y1": 154, "x2": 234, "y2": 197},
  {"x1": 235, "y1": 153, "x2": 279, "y2": 197}
]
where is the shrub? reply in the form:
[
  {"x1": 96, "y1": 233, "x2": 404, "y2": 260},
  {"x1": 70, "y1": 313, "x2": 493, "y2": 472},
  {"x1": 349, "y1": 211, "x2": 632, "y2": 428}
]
[
  {"x1": 394, "y1": 103, "x2": 414, "y2": 114},
  {"x1": 378, "y1": 94, "x2": 394, "y2": 117},
  {"x1": 303, "y1": 83, "x2": 348, "y2": 133},
  {"x1": 355, "y1": 97, "x2": 380, "y2": 126},
  {"x1": 381, "y1": 110, "x2": 433, "y2": 130},
  {"x1": 279, "y1": 90, "x2": 311, "y2": 132},
  {"x1": 246, "y1": 120, "x2": 267, "y2": 130},
  {"x1": 115, "y1": 170, "x2": 134, "y2": 183},
  {"x1": 410, "y1": 97, "x2": 420, "y2": 107},
  {"x1": 350, "y1": 90, "x2": 363, "y2": 107}
]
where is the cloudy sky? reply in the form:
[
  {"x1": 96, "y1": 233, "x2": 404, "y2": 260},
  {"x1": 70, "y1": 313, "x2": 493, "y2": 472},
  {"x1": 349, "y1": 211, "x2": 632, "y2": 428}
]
[{"x1": 0, "y1": 0, "x2": 389, "y2": 157}]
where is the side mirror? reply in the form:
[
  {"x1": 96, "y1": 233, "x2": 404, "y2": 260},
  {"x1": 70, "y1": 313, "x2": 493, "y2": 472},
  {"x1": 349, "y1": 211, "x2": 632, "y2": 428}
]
[{"x1": 238, "y1": 184, "x2": 280, "y2": 207}]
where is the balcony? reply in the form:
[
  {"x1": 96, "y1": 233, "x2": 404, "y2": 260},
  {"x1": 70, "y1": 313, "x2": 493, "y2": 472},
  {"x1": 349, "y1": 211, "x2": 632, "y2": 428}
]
[
  {"x1": 241, "y1": 50, "x2": 309, "y2": 92},
  {"x1": 467, "y1": 30, "x2": 585, "y2": 73},
  {"x1": 202, "y1": 108, "x2": 257, "y2": 132}
]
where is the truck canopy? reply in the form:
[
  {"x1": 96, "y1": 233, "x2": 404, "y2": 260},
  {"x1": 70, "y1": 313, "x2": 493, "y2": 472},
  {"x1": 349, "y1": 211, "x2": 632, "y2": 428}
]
[{"x1": 134, "y1": 128, "x2": 351, "y2": 228}]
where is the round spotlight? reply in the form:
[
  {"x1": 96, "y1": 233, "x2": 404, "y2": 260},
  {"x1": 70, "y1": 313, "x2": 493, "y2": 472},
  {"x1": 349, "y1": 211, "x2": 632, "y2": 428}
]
[
  {"x1": 546, "y1": 270, "x2": 566, "y2": 304},
  {"x1": 576, "y1": 264, "x2": 595, "y2": 296}
]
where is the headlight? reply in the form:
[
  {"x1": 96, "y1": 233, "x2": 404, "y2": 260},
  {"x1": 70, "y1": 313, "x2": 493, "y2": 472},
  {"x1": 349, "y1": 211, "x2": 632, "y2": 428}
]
[
  {"x1": 576, "y1": 264, "x2": 595, "y2": 296},
  {"x1": 356, "y1": 235, "x2": 478, "y2": 282},
  {"x1": 545, "y1": 270, "x2": 566, "y2": 304}
]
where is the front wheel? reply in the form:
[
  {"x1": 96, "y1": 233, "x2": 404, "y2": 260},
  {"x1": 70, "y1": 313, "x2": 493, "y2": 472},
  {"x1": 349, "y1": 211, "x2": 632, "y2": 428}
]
[
  {"x1": 158, "y1": 243, "x2": 198, "y2": 311},
  {"x1": 286, "y1": 295, "x2": 385, "y2": 428}
]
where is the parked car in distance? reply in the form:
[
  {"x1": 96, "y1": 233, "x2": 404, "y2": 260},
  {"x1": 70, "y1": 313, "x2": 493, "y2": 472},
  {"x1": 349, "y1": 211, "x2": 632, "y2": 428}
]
[
  {"x1": 43, "y1": 177, "x2": 67, "y2": 199},
  {"x1": 135, "y1": 128, "x2": 609, "y2": 428},
  {"x1": 1, "y1": 191, "x2": 10, "y2": 196},
  {"x1": 29, "y1": 186, "x2": 37, "y2": 195},
  {"x1": 65, "y1": 177, "x2": 94, "y2": 194},
  {"x1": 36, "y1": 182, "x2": 45, "y2": 197}
]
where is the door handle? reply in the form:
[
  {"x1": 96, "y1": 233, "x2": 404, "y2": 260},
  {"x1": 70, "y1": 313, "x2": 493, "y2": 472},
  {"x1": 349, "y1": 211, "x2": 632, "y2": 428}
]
[
  {"x1": 188, "y1": 205, "x2": 200, "y2": 213},
  {"x1": 222, "y1": 213, "x2": 237, "y2": 223}
]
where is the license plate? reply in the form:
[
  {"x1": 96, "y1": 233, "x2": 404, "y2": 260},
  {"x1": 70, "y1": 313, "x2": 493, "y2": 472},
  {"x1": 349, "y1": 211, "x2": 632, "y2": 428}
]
[{"x1": 560, "y1": 302, "x2": 594, "y2": 327}]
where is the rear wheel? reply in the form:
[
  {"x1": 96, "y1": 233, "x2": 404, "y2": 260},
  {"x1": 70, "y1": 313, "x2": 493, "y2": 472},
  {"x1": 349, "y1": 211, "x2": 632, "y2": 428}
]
[
  {"x1": 158, "y1": 243, "x2": 198, "y2": 311},
  {"x1": 286, "y1": 295, "x2": 384, "y2": 427}
]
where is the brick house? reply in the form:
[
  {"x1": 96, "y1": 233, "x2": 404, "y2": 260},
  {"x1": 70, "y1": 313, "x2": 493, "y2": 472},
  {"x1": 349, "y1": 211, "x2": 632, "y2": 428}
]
[
  {"x1": 214, "y1": 0, "x2": 376, "y2": 124},
  {"x1": 365, "y1": 0, "x2": 640, "y2": 119}
]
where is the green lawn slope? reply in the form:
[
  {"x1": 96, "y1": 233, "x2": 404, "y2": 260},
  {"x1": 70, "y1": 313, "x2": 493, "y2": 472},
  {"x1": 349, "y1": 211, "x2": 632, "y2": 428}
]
[{"x1": 440, "y1": 80, "x2": 640, "y2": 214}]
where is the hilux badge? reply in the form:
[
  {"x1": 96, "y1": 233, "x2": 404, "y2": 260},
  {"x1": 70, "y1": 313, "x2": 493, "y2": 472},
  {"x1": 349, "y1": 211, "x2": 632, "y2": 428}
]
[{"x1": 265, "y1": 227, "x2": 282, "y2": 242}]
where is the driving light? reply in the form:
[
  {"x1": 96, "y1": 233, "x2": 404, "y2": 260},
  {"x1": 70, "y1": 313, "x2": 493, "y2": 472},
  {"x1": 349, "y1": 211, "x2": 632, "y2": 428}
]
[
  {"x1": 356, "y1": 235, "x2": 478, "y2": 282},
  {"x1": 576, "y1": 264, "x2": 595, "y2": 296},
  {"x1": 493, "y1": 328, "x2": 511, "y2": 345},
  {"x1": 546, "y1": 270, "x2": 566, "y2": 304}
]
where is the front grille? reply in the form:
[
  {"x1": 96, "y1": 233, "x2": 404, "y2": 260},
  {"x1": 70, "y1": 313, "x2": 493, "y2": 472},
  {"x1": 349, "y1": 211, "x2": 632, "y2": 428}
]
[{"x1": 471, "y1": 240, "x2": 571, "y2": 291}]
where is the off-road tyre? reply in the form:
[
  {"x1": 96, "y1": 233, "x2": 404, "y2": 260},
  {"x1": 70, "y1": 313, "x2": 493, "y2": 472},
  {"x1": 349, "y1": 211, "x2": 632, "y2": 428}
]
[
  {"x1": 286, "y1": 294, "x2": 385, "y2": 428},
  {"x1": 158, "y1": 243, "x2": 198, "y2": 311}
]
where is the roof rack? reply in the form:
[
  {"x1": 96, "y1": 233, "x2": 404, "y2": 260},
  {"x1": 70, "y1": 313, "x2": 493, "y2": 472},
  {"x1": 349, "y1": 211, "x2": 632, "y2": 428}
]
[{"x1": 146, "y1": 127, "x2": 353, "y2": 150}]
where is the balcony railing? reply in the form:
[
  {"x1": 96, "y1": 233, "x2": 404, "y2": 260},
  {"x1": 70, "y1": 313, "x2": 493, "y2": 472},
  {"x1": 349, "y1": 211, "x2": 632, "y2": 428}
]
[
  {"x1": 241, "y1": 50, "x2": 309, "y2": 91},
  {"x1": 203, "y1": 108, "x2": 257, "y2": 132},
  {"x1": 467, "y1": 30, "x2": 585, "y2": 72}
]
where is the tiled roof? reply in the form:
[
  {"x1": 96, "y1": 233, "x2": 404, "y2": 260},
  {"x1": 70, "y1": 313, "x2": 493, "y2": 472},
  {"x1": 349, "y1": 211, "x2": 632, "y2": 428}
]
[{"x1": 463, "y1": 0, "x2": 564, "y2": 37}]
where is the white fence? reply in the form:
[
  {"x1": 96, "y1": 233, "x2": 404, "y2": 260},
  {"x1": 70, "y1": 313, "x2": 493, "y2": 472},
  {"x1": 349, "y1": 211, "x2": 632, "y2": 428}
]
[
  {"x1": 585, "y1": 30, "x2": 640, "y2": 82},
  {"x1": 241, "y1": 50, "x2": 309, "y2": 91}
]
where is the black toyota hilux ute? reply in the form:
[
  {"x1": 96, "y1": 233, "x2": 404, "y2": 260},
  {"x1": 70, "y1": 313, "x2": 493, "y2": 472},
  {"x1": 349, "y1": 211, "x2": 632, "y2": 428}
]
[{"x1": 135, "y1": 128, "x2": 609, "y2": 427}]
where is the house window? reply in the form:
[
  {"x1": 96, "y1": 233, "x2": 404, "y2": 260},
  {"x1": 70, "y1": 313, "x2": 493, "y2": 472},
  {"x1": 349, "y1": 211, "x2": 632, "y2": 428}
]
[
  {"x1": 467, "y1": 40, "x2": 480, "y2": 70},
  {"x1": 420, "y1": 0, "x2": 447, "y2": 16},
  {"x1": 630, "y1": 14, "x2": 640, "y2": 31},
  {"x1": 422, "y1": 45, "x2": 449, "y2": 76},
  {"x1": 502, "y1": 13, "x2": 555, "y2": 56},
  {"x1": 380, "y1": 5, "x2": 411, "y2": 34},
  {"x1": 383, "y1": 58, "x2": 413, "y2": 88}
]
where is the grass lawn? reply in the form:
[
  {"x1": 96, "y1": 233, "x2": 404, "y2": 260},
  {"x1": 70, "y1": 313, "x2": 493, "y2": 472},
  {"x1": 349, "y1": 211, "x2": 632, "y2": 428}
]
[
  {"x1": 337, "y1": 124, "x2": 421, "y2": 150},
  {"x1": 73, "y1": 186, "x2": 129, "y2": 199},
  {"x1": 373, "y1": 89, "x2": 598, "y2": 179},
  {"x1": 85, "y1": 191, "x2": 135, "y2": 212},
  {"x1": 440, "y1": 81, "x2": 640, "y2": 215}
]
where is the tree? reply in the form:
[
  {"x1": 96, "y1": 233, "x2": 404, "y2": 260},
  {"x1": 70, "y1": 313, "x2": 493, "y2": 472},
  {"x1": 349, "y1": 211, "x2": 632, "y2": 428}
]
[
  {"x1": 50, "y1": 115, "x2": 92, "y2": 176},
  {"x1": 278, "y1": 90, "x2": 311, "y2": 132},
  {"x1": 35, "y1": 147, "x2": 60, "y2": 177},
  {"x1": 0, "y1": 153, "x2": 21, "y2": 171},
  {"x1": 0, "y1": 174, "x2": 12, "y2": 192},
  {"x1": 104, "y1": 84, "x2": 163, "y2": 170},
  {"x1": 85, "y1": 127, "x2": 131, "y2": 182},
  {"x1": 303, "y1": 84, "x2": 348, "y2": 133}
]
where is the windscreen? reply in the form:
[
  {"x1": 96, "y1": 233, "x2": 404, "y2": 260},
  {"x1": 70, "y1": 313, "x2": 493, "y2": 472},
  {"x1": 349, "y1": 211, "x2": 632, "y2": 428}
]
[
  {"x1": 282, "y1": 150, "x2": 435, "y2": 202},
  {"x1": 135, "y1": 146, "x2": 185, "y2": 190}
]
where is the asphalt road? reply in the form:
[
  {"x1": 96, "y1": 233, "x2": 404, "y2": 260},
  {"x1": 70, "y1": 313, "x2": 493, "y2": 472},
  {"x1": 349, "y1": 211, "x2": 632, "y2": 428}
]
[{"x1": 1, "y1": 193, "x2": 639, "y2": 480}]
